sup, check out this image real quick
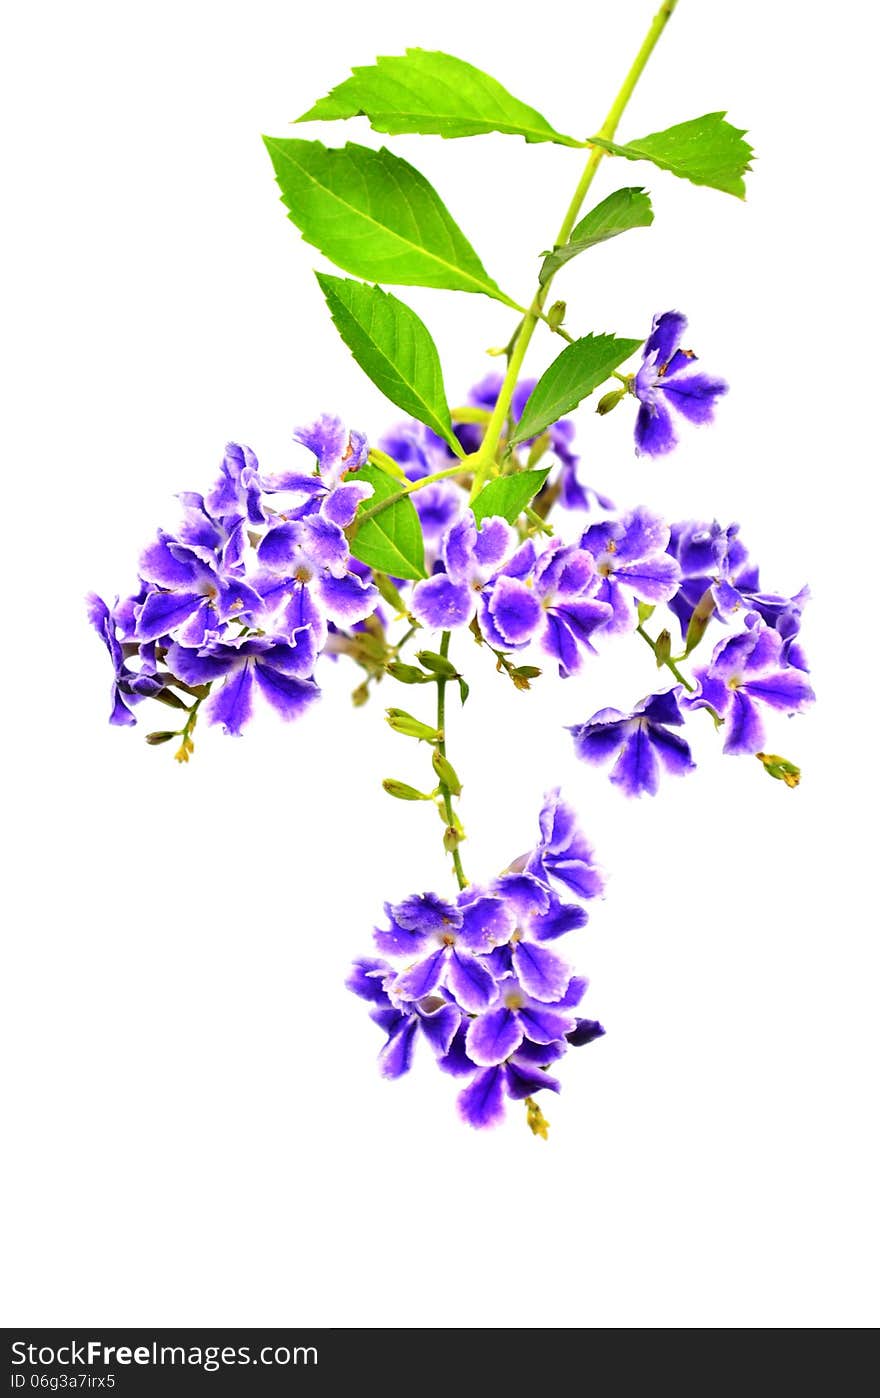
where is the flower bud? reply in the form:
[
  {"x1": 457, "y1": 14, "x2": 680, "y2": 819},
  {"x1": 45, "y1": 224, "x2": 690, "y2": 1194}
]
[
  {"x1": 432, "y1": 749, "x2": 462, "y2": 795},
  {"x1": 416, "y1": 649, "x2": 458, "y2": 679},
  {"x1": 382, "y1": 778, "x2": 434, "y2": 801},
  {"x1": 443, "y1": 825, "x2": 465, "y2": 853},
  {"x1": 655, "y1": 629, "x2": 672, "y2": 667},
  {"x1": 386, "y1": 661, "x2": 428, "y2": 684},
  {"x1": 547, "y1": 300, "x2": 567, "y2": 330},
  {"x1": 374, "y1": 573, "x2": 408, "y2": 613},
  {"x1": 637, "y1": 601, "x2": 656, "y2": 624},
  {"x1": 596, "y1": 387, "x2": 625, "y2": 416},
  {"x1": 384, "y1": 708, "x2": 440, "y2": 741},
  {"x1": 145, "y1": 730, "x2": 178, "y2": 745},
  {"x1": 684, "y1": 586, "x2": 716, "y2": 655},
  {"x1": 755, "y1": 752, "x2": 801, "y2": 788}
]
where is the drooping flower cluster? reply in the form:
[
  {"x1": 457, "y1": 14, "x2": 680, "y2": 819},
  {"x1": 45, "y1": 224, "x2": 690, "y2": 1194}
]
[
  {"x1": 88, "y1": 419, "x2": 379, "y2": 742},
  {"x1": 349, "y1": 792, "x2": 605, "y2": 1130}
]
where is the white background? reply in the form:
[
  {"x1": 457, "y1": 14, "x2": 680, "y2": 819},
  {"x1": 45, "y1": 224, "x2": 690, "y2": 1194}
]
[{"x1": 3, "y1": 0, "x2": 877, "y2": 1329}]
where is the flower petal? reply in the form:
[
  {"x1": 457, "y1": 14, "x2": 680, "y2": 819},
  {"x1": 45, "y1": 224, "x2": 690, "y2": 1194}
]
[
  {"x1": 512, "y1": 940, "x2": 572, "y2": 1003},
  {"x1": 457, "y1": 1067, "x2": 505, "y2": 1128},
  {"x1": 465, "y1": 1007, "x2": 523, "y2": 1067},
  {"x1": 446, "y1": 950, "x2": 497, "y2": 1014}
]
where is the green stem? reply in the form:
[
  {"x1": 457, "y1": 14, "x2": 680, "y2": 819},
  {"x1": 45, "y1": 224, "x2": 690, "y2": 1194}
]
[
  {"x1": 469, "y1": 0, "x2": 679, "y2": 500},
  {"x1": 436, "y1": 630, "x2": 467, "y2": 890},
  {"x1": 352, "y1": 463, "x2": 469, "y2": 533},
  {"x1": 636, "y1": 623, "x2": 695, "y2": 691}
]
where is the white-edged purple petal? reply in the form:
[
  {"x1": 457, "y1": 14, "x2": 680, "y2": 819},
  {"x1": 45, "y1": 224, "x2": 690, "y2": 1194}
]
[
  {"x1": 410, "y1": 574, "x2": 473, "y2": 629},
  {"x1": 644, "y1": 310, "x2": 687, "y2": 365},
  {"x1": 392, "y1": 947, "x2": 446, "y2": 1002},
  {"x1": 204, "y1": 662, "x2": 254, "y2": 736},
  {"x1": 503, "y1": 1059, "x2": 561, "y2": 1101},
  {"x1": 635, "y1": 396, "x2": 677, "y2": 456},
  {"x1": 473, "y1": 515, "x2": 515, "y2": 571},
  {"x1": 517, "y1": 1003, "x2": 574, "y2": 1045},
  {"x1": 446, "y1": 950, "x2": 497, "y2": 1014},
  {"x1": 252, "y1": 663, "x2": 319, "y2": 721},
  {"x1": 648, "y1": 722, "x2": 696, "y2": 777},
  {"x1": 417, "y1": 1002, "x2": 460, "y2": 1058},
  {"x1": 135, "y1": 590, "x2": 203, "y2": 642},
  {"x1": 378, "y1": 1014, "x2": 418, "y2": 1079},
  {"x1": 346, "y1": 958, "x2": 392, "y2": 1005},
  {"x1": 487, "y1": 576, "x2": 542, "y2": 646},
  {"x1": 321, "y1": 480, "x2": 373, "y2": 528},
  {"x1": 723, "y1": 689, "x2": 765, "y2": 755},
  {"x1": 512, "y1": 940, "x2": 572, "y2": 1003},
  {"x1": 459, "y1": 895, "x2": 515, "y2": 952},
  {"x1": 318, "y1": 571, "x2": 379, "y2": 625},
  {"x1": 457, "y1": 1067, "x2": 505, "y2": 1128},
  {"x1": 661, "y1": 371, "x2": 728, "y2": 424},
  {"x1": 567, "y1": 1018, "x2": 606, "y2": 1046},
  {"x1": 392, "y1": 892, "x2": 462, "y2": 935},
  {"x1": 465, "y1": 1007, "x2": 523, "y2": 1067},
  {"x1": 743, "y1": 670, "x2": 815, "y2": 712},
  {"x1": 610, "y1": 725, "x2": 661, "y2": 797}
]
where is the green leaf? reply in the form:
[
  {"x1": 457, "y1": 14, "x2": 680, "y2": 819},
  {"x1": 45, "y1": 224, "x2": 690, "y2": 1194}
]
[
  {"x1": 317, "y1": 275, "x2": 460, "y2": 453},
  {"x1": 539, "y1": 187, "x2": 653, "y2": 285},
  {"x1": 263, "y1": 137, "x2": 514, "y2": 302},
  {"x1": 471, "y1": 468, "x2": 550, "y2": 525},
  {"x1": 298, "y1": 49, "x2": 582, "y2": 147},
  {"x1": 589, "y1": 113, "x2": 753, "y2": 199},
  {"x1": 510, "y1": 335, "x2": 642, "y2": 445},
  {"x1": 348, "y1": 463, "x2": 426, "y2": 581}
]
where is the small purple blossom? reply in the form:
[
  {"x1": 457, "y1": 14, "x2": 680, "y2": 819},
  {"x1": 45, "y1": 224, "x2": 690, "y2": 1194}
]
[
  {"x1": 410, "y1": 511, "x2": 515, "y2": 631},
  {"x1": 632, "y1": 312, "x2": 728, "y2": 457},
  {"x1": 90, "y1": 417, "x2": 380, "y2": 746},
  {"x1": 581, "y1": 507, "x2": 681, "y2": 633},
  {"x1": 569, "y1": 688, "x2": 696, "y2": 797},
  {"x1": 351, "y1": 796, "x2": 604, "y2": 1130},
  {"x1": 685, "y1": 614, "x2": 815, "y2": 754},
  {"x1": 483, "y1": 538, "x2": 613, "y2": 677}
]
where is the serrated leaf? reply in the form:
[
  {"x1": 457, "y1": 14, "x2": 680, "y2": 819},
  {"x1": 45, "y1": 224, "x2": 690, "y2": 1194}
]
[
  {"x1": 317, "y1": 275, "x2": 460, "y2": 453},
  {"x1": 298, "y1": 49, "x2": 582, "y2": 147},
  {"x1": 510, "y1": 335, "x2": 642, "y2": 445},
  {"x1": 349, "y1": 463, "x2": 426, "y2": 581},
  {"x1": 590, "y1": 113, "x2": 753, "y2": 198},
  {"x1": 539, "y1": 188, "x2": 653, "y2": 285},
  {"x1": 263, "y1": 137, "x2": 514, "y2": 302},
  {"x1": 471, "y1": 469, "x2": 550, "y2": 525}
]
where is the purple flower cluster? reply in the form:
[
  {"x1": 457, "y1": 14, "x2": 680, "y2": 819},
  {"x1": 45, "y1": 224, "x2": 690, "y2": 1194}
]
[
  {"x1": 349, "y1": 792, "x2": 605, "y2": 1130},
  {"x1": 88, "y1": 419, "x2": 379, "y2": 737}
]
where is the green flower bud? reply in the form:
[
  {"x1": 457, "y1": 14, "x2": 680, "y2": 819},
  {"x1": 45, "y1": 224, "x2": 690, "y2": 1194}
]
[
  {"x1": 596, "y1": 387, "x2": 625, "y2": 416},
  {"x1": 756, "y1": 752, "x2": 801, "y2": 788},
  {"x1": 382, "y1": 778, "x2": 434, "y2": 801},
  {"x1": 384, "y1": 708, "x2": 440, "y2": 741},
  {"x1": 684, "y1": 586, "x2": 716, "y2": 655},
  {"x1": 547, "y1": 300, "x2": 567, "y2": 330},
  {"x1": 374, "y1": 573, "x2": 409, "y2": 613},
  {"x1": 637, "y1": 601, "x2": 656, "y2": 624},
  {"x1": 145, "y1": 731, "x2": 178, "y2": 746},
  {"x1": 386, "y1": 661, "x2": 429, "y2": 684},
  {"x1": 415, "y1": 649, "x2": 458, "y2": 679},
  {"x1": 655, "y1": 629, "x2": 672, "y2": 667},
  {"x1": 432, "y1": 749, "x2": 462, "y2": 795}
]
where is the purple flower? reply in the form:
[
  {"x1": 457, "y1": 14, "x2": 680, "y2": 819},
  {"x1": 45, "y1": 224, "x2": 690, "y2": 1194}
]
[
  {"x1": 135, "y1": 533, "x2": 265, "y2": 646},
  {"x1": 410, "y1": 511, "x2": 515, "y2": 631},
  {"x1": 347, "y1": 959, "x2": 461, "y2": 1079},
  {"x1": 526, "y1": 789, "x2": 605, "y2": 902},
  {"x1": 86, "y1": 592, "x2": 162, "y2": 725},
  {"x1": 685, "y1": 614, "x2": 815, "y2": 754},
  {"x1": 484, "y1": 538, "x2": 613, "y2": 677},
  {"x1": 569, "y1": 688, "x2": 696, "y2": 796},
  {"x1": 256, "y1": 512, "x2": 379, "y2": 645},
  {"x1": 464, "y1": 972, "x2": 584, "y2": 1067},
  {"x1": 668, "y1": 519, "x2": 810, "y2": 666},
  {"x1": 351, "y1": 794, "x2": 605, "y2": 1128},
  {"x1": 580, "y1": 507, "x2": 681, "y2": 632},
  {"x1": 632, "y1": 312, "x2": 728, "y2": 456},
  {"x1": 456, "y1": 1049, "x2": 563, "y2": 1129},
  {"x1": 167, "y1": 634, "x2": 319, "y2": 736}
]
